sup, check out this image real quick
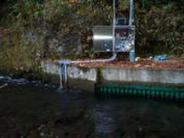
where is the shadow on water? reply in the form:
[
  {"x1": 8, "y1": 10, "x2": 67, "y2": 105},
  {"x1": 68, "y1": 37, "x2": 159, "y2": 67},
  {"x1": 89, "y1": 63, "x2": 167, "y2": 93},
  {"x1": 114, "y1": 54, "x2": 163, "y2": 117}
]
[
  {"x1": 0, "y1": 79, "x2": 184, "y2": 138},
  {"x1": 99, "y1": 100, "x2": 184, "y2": 138},
  {"x1": 57, "y1": 88, "x2": 184, "y2": 138}
]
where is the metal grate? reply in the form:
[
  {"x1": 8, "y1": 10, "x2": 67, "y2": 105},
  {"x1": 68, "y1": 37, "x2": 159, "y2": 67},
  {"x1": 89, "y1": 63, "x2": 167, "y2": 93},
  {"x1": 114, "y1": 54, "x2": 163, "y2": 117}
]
[{"x1": 95, "y1": 84, "x2": 184, "y2": 101}]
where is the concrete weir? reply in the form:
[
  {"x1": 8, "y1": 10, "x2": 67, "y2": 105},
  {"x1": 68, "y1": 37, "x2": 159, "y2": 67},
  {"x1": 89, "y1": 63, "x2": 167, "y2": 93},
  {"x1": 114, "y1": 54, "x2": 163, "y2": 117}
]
[{"x1": 41, "y1": 62, "x2": 184, "y2": 92}]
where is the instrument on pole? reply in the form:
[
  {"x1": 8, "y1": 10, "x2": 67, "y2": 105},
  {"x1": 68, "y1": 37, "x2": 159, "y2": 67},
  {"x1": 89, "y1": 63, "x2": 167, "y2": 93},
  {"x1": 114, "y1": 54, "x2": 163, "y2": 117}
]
[{"x1": 93, "y1": 0, "x2": 135, "y2": 61}]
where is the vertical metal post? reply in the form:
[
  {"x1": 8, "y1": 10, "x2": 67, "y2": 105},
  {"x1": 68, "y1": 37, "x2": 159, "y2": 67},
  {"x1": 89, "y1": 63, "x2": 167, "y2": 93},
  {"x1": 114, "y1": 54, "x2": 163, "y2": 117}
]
[
  {"x1": 129, "y1": 0, "x2": 135, "y2": 62},
  {"x1": 129, "y1": 49, "x2": 135, "y2": 62},
  {"x1": 112, "y1": 0, "x2": 116, "y2": 52},
  {"x1": 59, "y1": 64, "x2": 63, "y2": 89},
  {"x1": 129, "y1": 0, "x2": 134, "y2": 26},
  {"x1": 59, "y1": 63, "x2": 68, "y2": 89},
  {"x1": 64, "y1": 64, "x2": 68, "y2": 88}
]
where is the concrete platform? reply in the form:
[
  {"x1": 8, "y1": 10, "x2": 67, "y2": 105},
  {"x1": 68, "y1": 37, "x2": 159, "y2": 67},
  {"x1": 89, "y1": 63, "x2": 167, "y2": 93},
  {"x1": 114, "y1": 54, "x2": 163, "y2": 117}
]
[{"x1": 41, "y1": 62, "x2": 184, "y2": 92}]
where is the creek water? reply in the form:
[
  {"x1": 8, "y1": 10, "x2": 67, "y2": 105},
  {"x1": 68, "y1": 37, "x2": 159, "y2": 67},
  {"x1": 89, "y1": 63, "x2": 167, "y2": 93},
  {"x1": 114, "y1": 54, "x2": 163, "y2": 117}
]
[{"x1": 0, "y1": 77, "x2": 184, "y2": 138}]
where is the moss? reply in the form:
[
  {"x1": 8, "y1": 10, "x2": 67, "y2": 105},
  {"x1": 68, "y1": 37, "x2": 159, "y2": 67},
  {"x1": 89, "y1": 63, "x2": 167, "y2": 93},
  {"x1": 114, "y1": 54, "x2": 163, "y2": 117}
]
[{"x1": 96, "y1": 68, "x2": 103, "y2": 84}]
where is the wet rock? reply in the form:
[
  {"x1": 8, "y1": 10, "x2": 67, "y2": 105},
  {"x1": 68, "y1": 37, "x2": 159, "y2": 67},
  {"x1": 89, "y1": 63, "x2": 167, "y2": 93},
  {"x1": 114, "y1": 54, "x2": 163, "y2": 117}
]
[
  {"x1": 37, "y1": 124, "x2": 46, "y2": 131},
  {"x1": 44, "y1": 83, "x2": 49, "y2": 87},
  {"x1": 138, "y1": 126, "x2": 143, "y2": 132},
  {"x1": 11, "y1": 78, "x2": 29, "y2": 85},
  {"x1": 30, "y1": 80, "x2": 37, "y2": 84},
  {"x1": 51, "y1": 84, "x2": 57, "y2": 88},
  {"x1": 0, "y1": 76, "x2": 12, "y2": 81},
  {"x1": 0, "y1": 76, "x2": 5, "y2": 79},
  {"x1": 40, "y1": 132, "x2": 45, "y2": 137}
]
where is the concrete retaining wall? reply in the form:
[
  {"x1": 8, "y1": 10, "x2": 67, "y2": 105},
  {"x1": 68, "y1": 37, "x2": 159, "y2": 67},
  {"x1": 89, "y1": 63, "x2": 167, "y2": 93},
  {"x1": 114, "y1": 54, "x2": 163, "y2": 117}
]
[
  {"x1": 41, "y1": 62, "x2": 184, "y2": 92},
  {"x1": 102, "y1": 68, "x2": 184, "y2": 84}
]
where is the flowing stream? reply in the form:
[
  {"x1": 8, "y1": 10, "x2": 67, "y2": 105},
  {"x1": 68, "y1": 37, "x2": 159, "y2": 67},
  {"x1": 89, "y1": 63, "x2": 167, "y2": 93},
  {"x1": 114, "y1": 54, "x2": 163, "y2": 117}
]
[{"x1": 0, "y1": 76, "x2": 184, "y2": 138}]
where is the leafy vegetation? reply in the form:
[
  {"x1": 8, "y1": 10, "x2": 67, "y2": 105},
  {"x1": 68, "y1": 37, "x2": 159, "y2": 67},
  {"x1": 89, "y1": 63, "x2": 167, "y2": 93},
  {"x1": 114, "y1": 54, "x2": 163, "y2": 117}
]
[
  {"x1": 136, "y1": 2, "x2": 184, "y2": 56},
  {"x1": 0, "y1": 0, "x2": 184, "y2": 72}
]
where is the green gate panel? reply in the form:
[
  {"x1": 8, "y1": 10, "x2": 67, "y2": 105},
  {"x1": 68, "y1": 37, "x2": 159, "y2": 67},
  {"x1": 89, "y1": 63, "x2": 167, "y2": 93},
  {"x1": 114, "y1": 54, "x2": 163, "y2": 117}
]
[{"x1": 95, "y1": 84, "x2": 184, "y2": 101}]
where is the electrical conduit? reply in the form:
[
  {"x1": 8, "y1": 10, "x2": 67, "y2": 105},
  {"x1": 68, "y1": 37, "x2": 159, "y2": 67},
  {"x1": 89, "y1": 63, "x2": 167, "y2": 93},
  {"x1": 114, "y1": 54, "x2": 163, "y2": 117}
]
[{"x1": 58, "y1": 0, "x2": 117, "y2": 88}]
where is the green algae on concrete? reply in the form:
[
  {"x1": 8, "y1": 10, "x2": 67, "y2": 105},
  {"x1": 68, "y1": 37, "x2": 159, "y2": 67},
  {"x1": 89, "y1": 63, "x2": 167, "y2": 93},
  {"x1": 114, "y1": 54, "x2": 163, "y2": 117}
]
[{"x1": 95, "y1": 83, "x2": 184, "y2": 101}]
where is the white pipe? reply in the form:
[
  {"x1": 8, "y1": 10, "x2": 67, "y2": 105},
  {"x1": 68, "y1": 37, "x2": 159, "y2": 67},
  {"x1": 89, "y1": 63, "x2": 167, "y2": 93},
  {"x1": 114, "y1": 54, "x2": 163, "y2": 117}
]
[
  {"x1": 58, "y1": 0, "x2": 118, "y2": 88},
  {"x1": 70, "y1": 52, "x2": 117, "y2": 64},
  {"x1": 59, "y1": 0, "x2": 117, "y2": 65},
  {"x1": 58, "y1": 53, "x2": 116, "y2": 89}
]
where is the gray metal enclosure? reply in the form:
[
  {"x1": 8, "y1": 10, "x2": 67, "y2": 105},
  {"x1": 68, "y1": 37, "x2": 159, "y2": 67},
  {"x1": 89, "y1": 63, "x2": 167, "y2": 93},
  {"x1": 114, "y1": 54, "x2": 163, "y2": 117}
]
[
  {"x1": 93, "y1": 25, "x2": 135, "y2": 52},
  {"x1": 93, "y1": 26, "x2": 113, "y2": 52},
  {"x1": 92, "y1": 0, "x2": 135, "y2": 54}
]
